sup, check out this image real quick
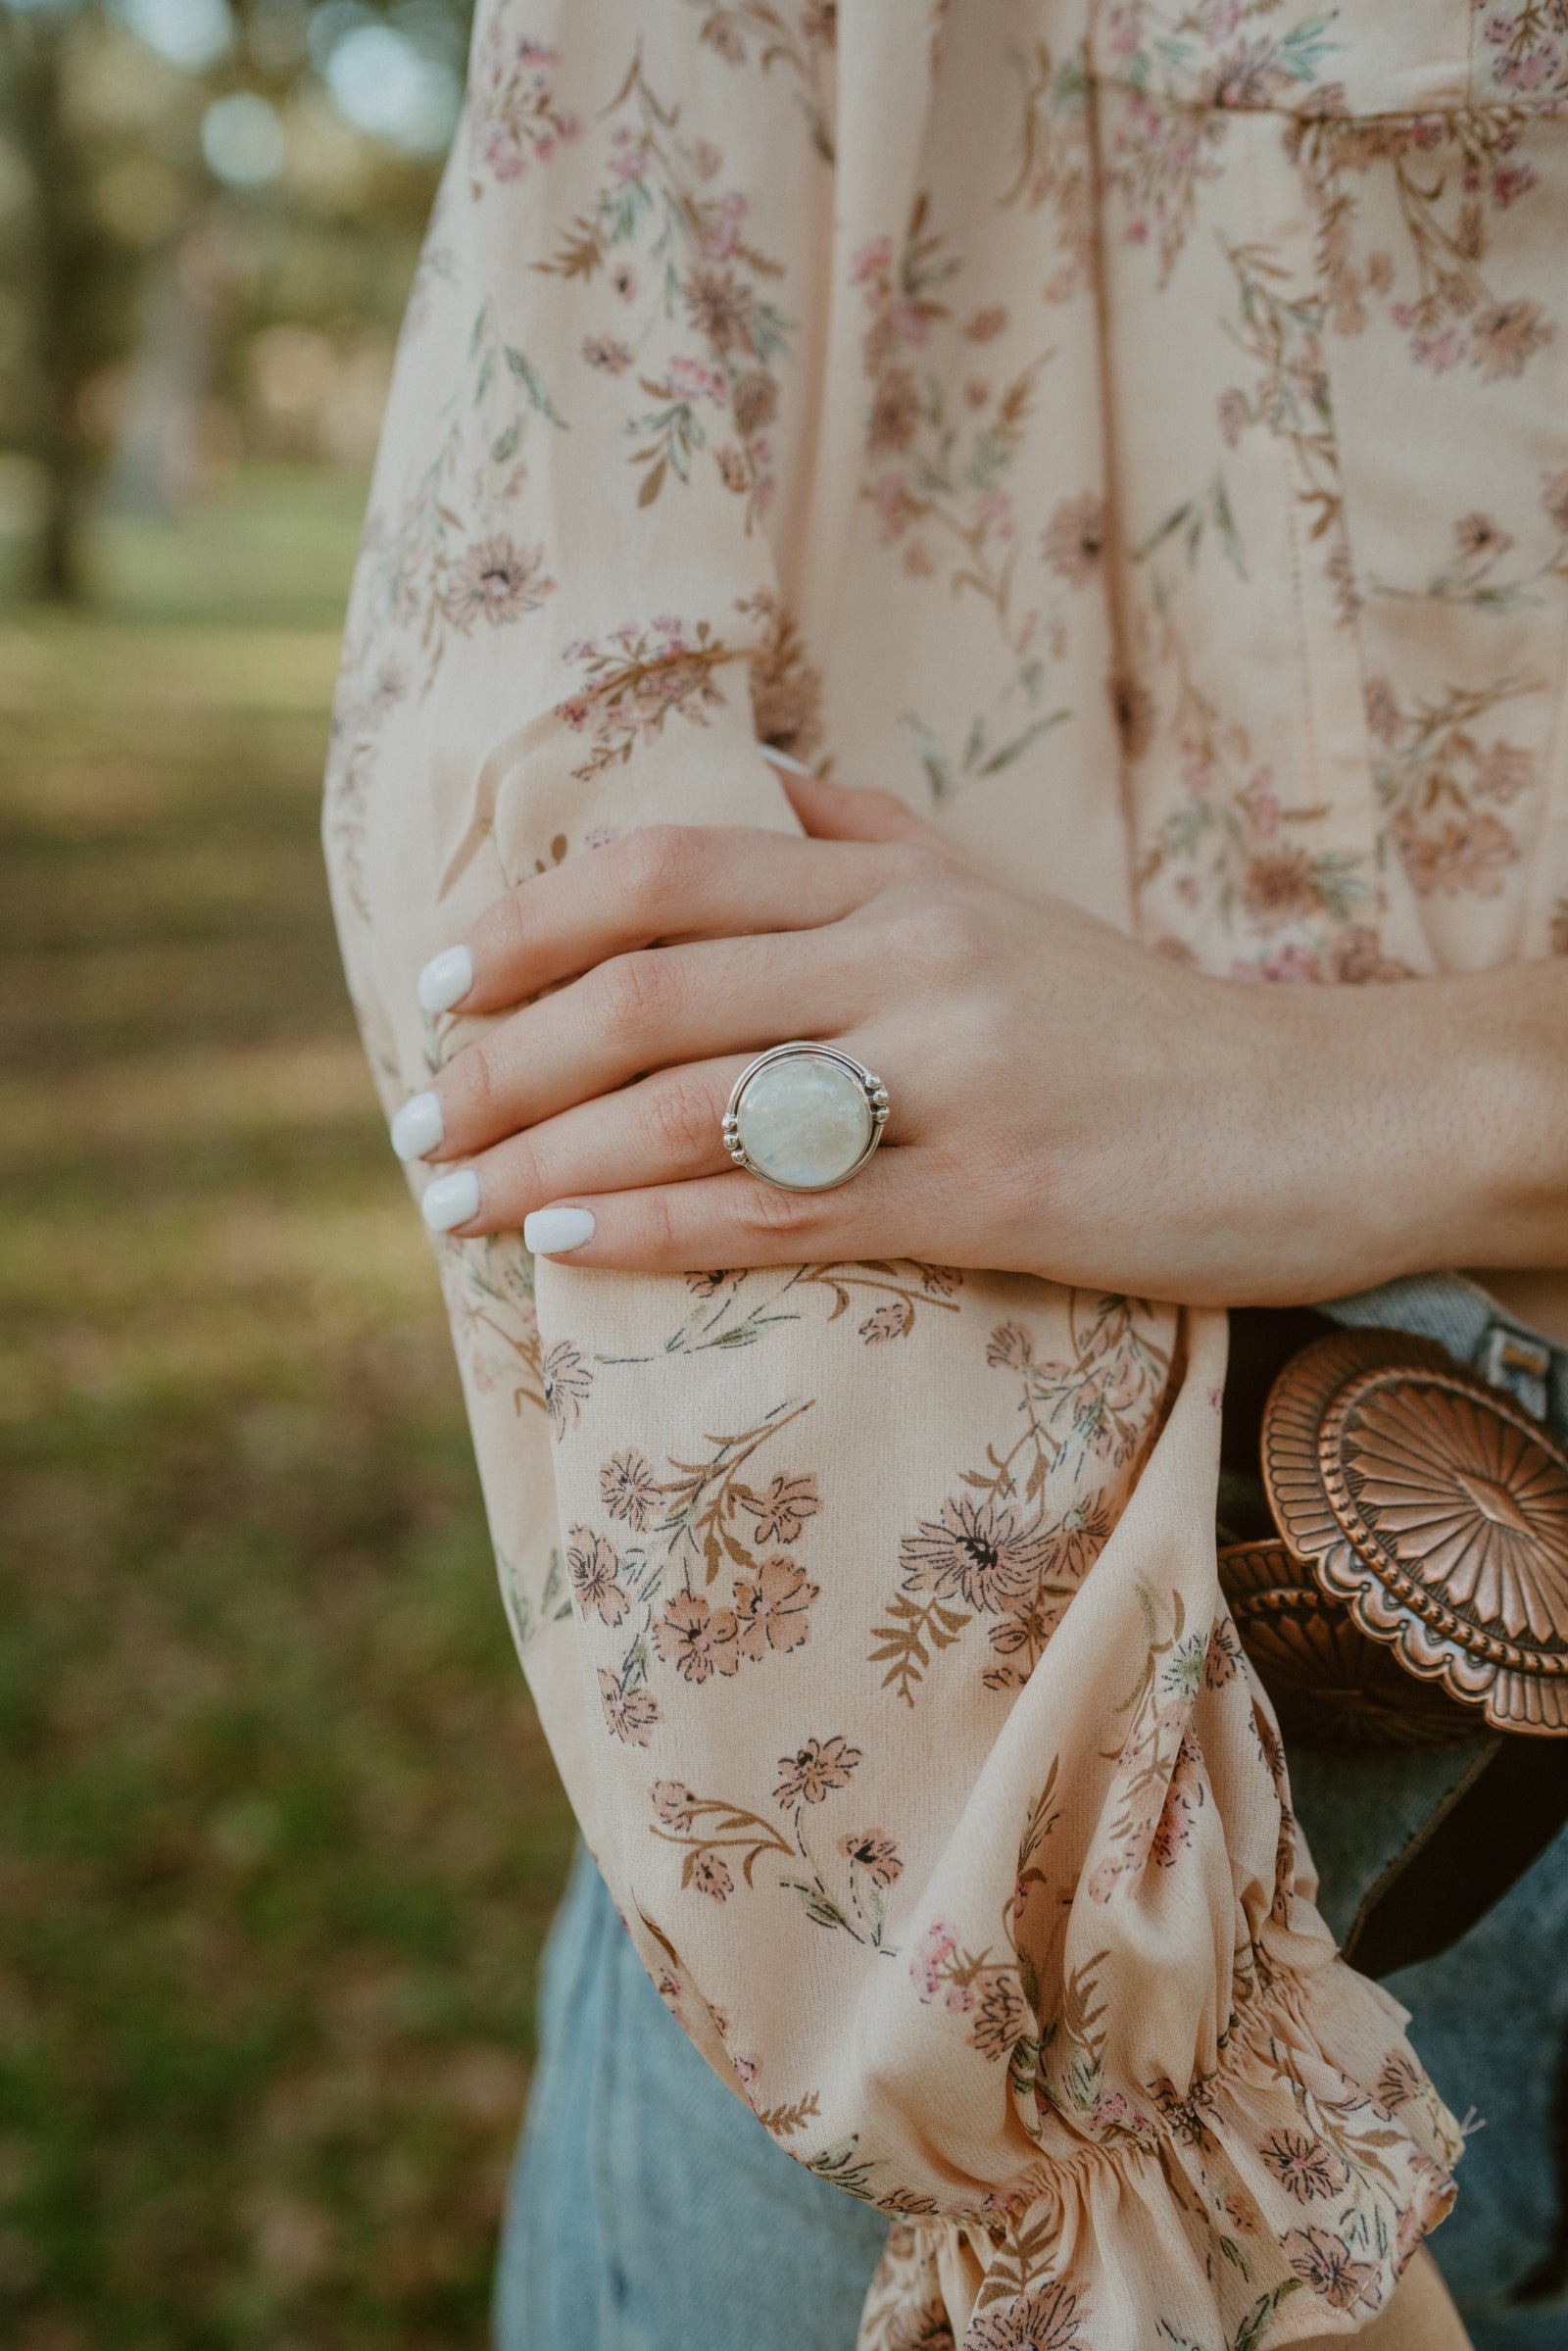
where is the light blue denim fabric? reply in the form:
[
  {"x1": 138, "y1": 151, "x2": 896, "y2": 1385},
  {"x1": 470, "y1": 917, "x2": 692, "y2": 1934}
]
[
  {"x1": 496, "y1": 1276, "x2": 1568, "y2": 2349},
  {"x1": 495, "y1": 1841, "x2": 889, "y2": 2351}
]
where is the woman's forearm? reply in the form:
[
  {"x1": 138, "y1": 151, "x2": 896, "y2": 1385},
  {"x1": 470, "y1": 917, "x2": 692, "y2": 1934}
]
[{"x1": 1262, "y1": 955, "x2": 1568, "y2": 1300}]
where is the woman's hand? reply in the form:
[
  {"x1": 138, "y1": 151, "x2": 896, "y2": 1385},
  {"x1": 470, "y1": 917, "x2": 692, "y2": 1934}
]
[{"x1": 391, "y1": 765, "x2": 1568, "y2": 1306}]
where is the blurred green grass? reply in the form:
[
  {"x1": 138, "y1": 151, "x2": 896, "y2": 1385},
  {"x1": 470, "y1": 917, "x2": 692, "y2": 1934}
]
[{"x1": 0, "y1": 468, "x2": 575, "y2": 2351}]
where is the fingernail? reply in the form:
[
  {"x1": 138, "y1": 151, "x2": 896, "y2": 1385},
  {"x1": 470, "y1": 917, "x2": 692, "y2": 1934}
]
[
  {"x1": 390, "y1": 1089, "x2": 444, "y2": 1161},
  {"x1": 421, "y1": 1169, "x2": 479, "y2": 1233},
  {"x1": 417, "y1": 945, "x2": 473, "y2": 1015},
  {"x1": 523, "y1": 1205, "x2": 596, "y2": 1256},
  {"x1": 760, "y1": 745, "x2": 815, "y2": 778}
]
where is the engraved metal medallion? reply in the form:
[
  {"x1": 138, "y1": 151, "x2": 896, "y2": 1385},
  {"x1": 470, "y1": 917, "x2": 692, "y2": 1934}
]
[{"x1": 1262, "y1": 1328, "x2": 1568, "y2": 1738}]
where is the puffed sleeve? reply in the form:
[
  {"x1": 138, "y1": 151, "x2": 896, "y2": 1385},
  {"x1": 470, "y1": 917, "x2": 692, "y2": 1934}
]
[{"x1": 322, "y1": 4, "x2": 1462, "y2": 2344}]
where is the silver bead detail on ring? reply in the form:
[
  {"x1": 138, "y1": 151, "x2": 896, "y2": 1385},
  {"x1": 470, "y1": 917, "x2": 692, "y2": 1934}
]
[{"x1": 722, "y1": 1043, "x2": 890, "y2": 1194}]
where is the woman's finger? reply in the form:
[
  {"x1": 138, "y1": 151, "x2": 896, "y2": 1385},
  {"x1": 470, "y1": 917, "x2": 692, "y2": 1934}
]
[
  {"x1": 416, "y1": 1056, "x2": 744, "y2": 1236},
  {"x1": 404, "y1": 927, "x2": 868, "y2": 1164},
  {"x1": 514, "y1": 1146, "x2": 940, "y2": 1272},
  {"x1": 418, "y1": 821, "x2": 900, "y2": 1021},
  {"x1": 766, "y1": 756, "x2": 957, "y2": 856}
]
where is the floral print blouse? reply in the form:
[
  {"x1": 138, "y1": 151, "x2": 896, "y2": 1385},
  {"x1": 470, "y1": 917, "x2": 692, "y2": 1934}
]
[{"x1": 323, "y1": 3, "x2": 1568, "y2": 2344}]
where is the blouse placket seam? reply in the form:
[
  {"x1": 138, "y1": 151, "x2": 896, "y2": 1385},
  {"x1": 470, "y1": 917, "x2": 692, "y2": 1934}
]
[
  {"x1": 1243, "y1": 122, "x2": 1331, "y2": 861},
  {"x1": 1085, "y1": 72, "x2": 1564, "y2": 127}
]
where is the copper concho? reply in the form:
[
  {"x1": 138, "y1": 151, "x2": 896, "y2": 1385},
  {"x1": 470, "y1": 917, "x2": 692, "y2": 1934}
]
[
  {"x1": 1262, "y1": 1328, "x2": 1568, "y2": 1738},
  {"x1": 1217, "y1": 1538, "x2": 1477, "y2": 1751}
]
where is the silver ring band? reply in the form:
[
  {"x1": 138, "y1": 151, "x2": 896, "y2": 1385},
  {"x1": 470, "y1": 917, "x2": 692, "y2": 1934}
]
[{"x1": 722, "y1": 1043, "x2": 890, "y2": 1194}]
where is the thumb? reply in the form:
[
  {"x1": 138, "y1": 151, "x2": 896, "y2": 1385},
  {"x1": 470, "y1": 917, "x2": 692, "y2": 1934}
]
[{"x1": 759, "y1": 746, "x2": 953, "y2": 853}]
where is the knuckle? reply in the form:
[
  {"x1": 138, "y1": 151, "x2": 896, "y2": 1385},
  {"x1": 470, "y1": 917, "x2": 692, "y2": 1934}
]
[
  {"x1": 617, "y1": 823, "x2": 701, "y2": 906},
  {"x1": 497, "y1": 1131, "x2": 546, "y2": 1208},
  {"x1": 447, "y1": 1036, "x2": 502, "y2": 1130},
  {"x1": 916, "y1": 896, "x2": 987, "y2": 972},
  {"x1": 881, "y1": 838, "x2": 934, "y2": 888},
  {"x1": 631, "y1": 1186, "x2": 679, "y2": 1262},
  {"x1": 872, "y1": 788, "x2": 922, "y2": 833},
  {"x1": 739, "y1": 1180, "x2": 824, "y2": 1242},
  {"x1": 645, "y1": 1070, "x2": 719, "y2": 1163},
  {"x1": 591, "y1": 948, "x2": 677, "y2": 1040},
  {"x1": 474, "y1": 886, "x2": 528, "y2": 971}
]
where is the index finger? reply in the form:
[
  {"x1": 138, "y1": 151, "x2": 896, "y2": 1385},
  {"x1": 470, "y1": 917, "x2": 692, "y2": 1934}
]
[{"x1": 415, "y1": 822, "x2": 898, "y2": 1019}]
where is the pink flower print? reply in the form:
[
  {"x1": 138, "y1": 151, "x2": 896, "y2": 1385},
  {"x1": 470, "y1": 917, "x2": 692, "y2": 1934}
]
[
  {"x1": 986, "y1": 1321, "x2": 1034, "y2": 1370},
  {"x1": 733, "y1": 1556, "x2": 818, "y2": 1661},
  {"x1": 899, "y1": 1495, "x2": 1054, "y2": 1614},
  {"x1": 837, "y1": 1828, "x2": 903, "y2": 1888},
  {"x1": 651, "y1": 1779, "x2": 696, "y2": 1830},
  {"x1": 654, "y1": 1590, "x2": 741, "y2": 1683},
  {"x1": 1107, "y1": 5, "x2": 1141, "y2": 57},
  {"x1": 599, "y1": 1446, "x2": 661, "y2": 1531},
  {"x1": 1406, "y1": 325, "x2": 1463, "y2": 372},
  {"x1": 565, "y1": 1526, "x2": 631, "y2": 1626},
  {"x1": 734, "y1": 1473, "x2": 820, "y2": 1545},
  {"x1": 773, "y1": 1735, "x2": 861, "y2": 1807},
  {"x1": 1469, "y1": 298, "x2": 1553, "y2": 382},
  {"x1": 666, "y1": 356, "x2": 729, "y2": 408},
  {"x1": 1257, "y1": 943, "x2": 1324, "y2": 985},
  {"x1": 965, "y1": 2280, "x2": 1094, "y2": 2351},
  {"x1": 609, "y1": 124, "x2": 652, "y2": 180},
  {"x1": 484, "y1": 128, "x2": 525, "y2": 182},
  {"x1": 690, "y1": 1850, "x2": 734, "y2": 1902},
  {"x1": 869, "y1": 473, "x2": 915, "y2": 542},
  {"x1": 966, "y1": 1970, "x2": 1027, "y2": 2064},
  {"x1": 444, "y1": 535, "x2": 554, "y2": 628},
  {"x1": 1282, "y1": 2225, "x2": 1380, "y2": 2313},
  {"x1": 701, "y1": 189, "x2": 749, "y2": 263},
  {"x1": 598, "y1": 1670, "x2": 660, "y2": 1746},
  {"x1": 851, "y1": 234, "x2": 893, "y2": 288},
  {"x1": 582, "y1": 334, "x2": 633, "y2": 375},
  {"x1": 1492, "y1": 163, "x2": 1536, "y2": 208},
  {"x1": 1261, "y1": 2129, "x2": 1348, "y2": 2204},
  {"x1": 910, "y1": 1920, "x2": 958, "y2": 1998}
]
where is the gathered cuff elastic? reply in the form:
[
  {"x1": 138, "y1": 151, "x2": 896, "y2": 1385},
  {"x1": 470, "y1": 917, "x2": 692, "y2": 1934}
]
[{"x1": 858, "y1": 1940, "x2": 1461, "y2": 2351}]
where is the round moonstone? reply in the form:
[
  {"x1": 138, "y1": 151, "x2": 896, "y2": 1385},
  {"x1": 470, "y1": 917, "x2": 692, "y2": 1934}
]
[{"x1": 735, "y1": 1053, "x2": 873, "y2": 1190}]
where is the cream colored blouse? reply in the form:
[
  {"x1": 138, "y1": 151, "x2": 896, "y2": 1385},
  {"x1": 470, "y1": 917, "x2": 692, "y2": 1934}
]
[{"x1": 324, "y1": 4, "x2": 1568, "y2": 2342}]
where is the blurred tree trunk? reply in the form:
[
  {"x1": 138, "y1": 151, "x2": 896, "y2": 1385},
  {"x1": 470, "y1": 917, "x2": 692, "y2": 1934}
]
[
  {"x1": 0, "y1": 6, "x2": 106, "y2": 602},
  {"x1": 111, "y1": 229, "x2": 220, "y2": 518}
]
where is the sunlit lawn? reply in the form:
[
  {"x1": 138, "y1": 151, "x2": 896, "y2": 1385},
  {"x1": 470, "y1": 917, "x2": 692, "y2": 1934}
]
[{"x1": 0, "y1": 469, "x2": 575, "y2": 2350}]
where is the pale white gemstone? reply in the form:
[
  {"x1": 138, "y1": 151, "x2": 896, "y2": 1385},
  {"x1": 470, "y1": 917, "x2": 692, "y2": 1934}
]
[{"x1": 735, "y1": 1053, "x2": 873, "y2": 1190}]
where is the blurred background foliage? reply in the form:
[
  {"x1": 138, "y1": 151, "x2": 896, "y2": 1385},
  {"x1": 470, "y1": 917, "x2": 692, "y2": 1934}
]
[
  {"x1": 0, "y1": 0, "x2": 579, "y2": 2343},
  {"x1": 0, "y1": 0, "x2": 466, "y2": 596}
]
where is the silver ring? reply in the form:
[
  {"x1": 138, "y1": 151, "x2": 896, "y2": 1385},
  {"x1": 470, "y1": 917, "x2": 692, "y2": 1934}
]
[{"x1": 722, "y1": 1043, "x2": 890, "y2": 1193}]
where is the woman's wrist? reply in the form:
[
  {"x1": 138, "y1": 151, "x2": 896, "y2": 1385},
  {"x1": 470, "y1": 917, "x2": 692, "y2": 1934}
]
[{"x1": 1264, "y1": 960, "x2": 1568, "y2": 1304}]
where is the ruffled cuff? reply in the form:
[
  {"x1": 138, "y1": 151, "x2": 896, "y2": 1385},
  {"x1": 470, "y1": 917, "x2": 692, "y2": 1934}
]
[{"x1": 859, "y1": 1940, "x2": 1459, "y2": 2351}]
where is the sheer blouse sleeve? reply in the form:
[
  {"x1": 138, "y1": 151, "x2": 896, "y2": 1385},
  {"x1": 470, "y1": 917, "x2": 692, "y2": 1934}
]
[{"x1": 323, "y1": 3, "x2": 1463, "y2": 2342}]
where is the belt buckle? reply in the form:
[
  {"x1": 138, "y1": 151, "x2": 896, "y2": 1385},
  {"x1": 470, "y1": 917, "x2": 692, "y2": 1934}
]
[{"x1": 1237, "y1": 1326, "x2": 1568, "y2": 1740}]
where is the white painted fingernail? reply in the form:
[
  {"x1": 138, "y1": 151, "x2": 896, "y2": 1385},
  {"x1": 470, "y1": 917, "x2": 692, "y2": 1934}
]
[
  {"x1": 390, "y1": 1090, "x2": 444, "y2": 1161},
  {"x1": 421, "y1": 1169, "x2": 479, "y2": 1233},
  {"x1": 523, "y1": 1206, "x2": 596, "y2": 1256},
  {"x1": 760, "y1": 745, "x2": 816, "y2": 778},
  {"x1": 417, "y1": 945, "x2": 473, "y2": 1015}
]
